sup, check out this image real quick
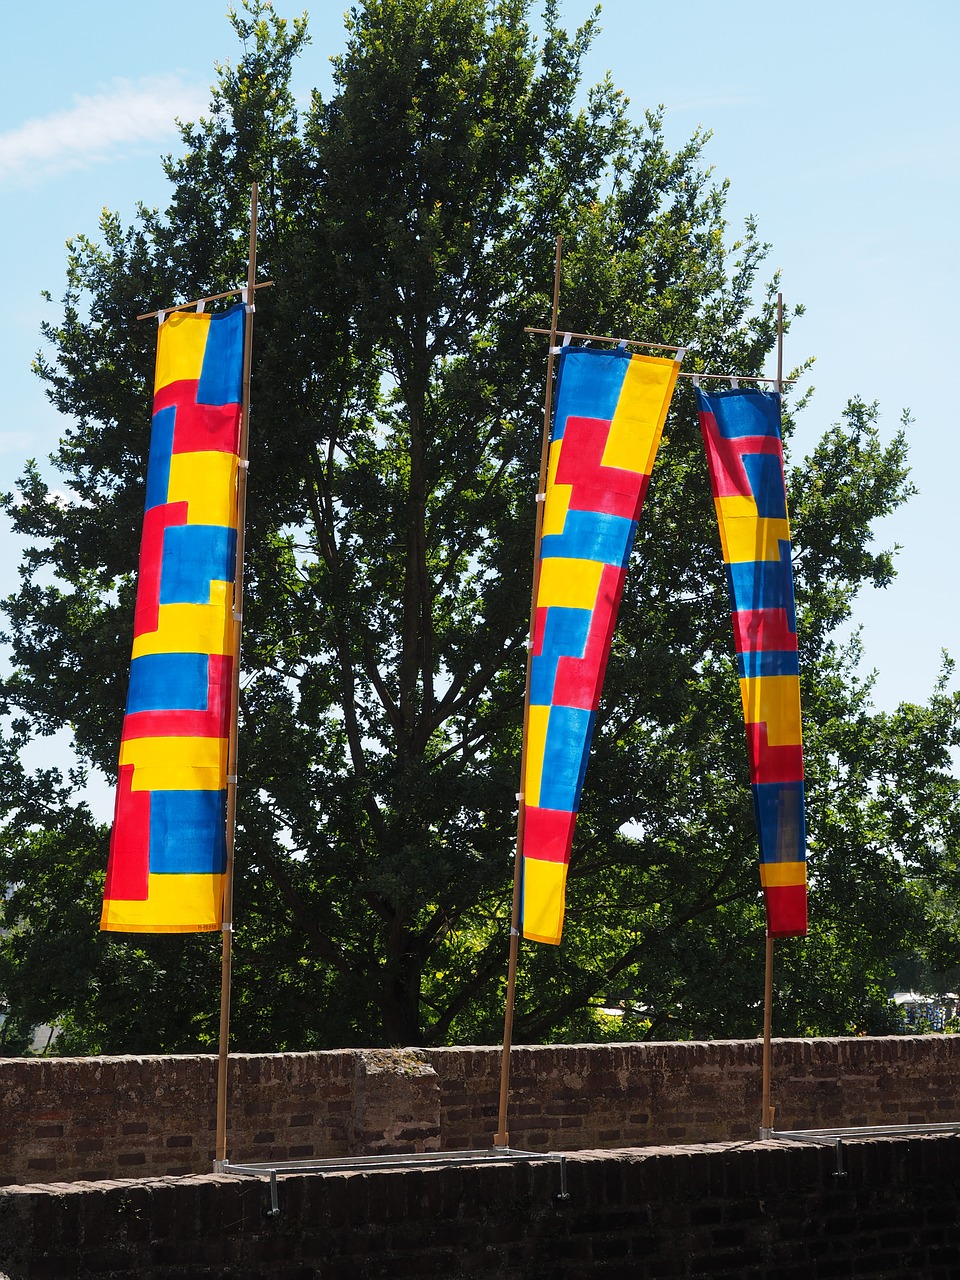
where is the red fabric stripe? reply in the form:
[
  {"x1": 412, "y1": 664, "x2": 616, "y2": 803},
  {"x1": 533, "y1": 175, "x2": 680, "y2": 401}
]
[
  {"x1": 552, "y1": 563, "x2": 627, "y2": 709},
  {"x1": 133, "y1": 502, "x2": 188, "y2": 637},
  {"x1": 523, "y1": 806, "x2": 577, "y2": 864},
  {"x1": 699, "y1": 409, "x2": 783, "y2": 499},
  {"x1": 745, "y1": 723, "x2": 804, "y2": 784},
  {"x1": 153, "y1": 380, "x2": 241, "y2": 454},
  {"x1": 103, "y1": 764, "x2": 150, "y2": 901},
  {"x1": 532, "y1": 607, "x2": 547, "y2": 658},
  {"x1": 731, "y1": 608, "x2": 798, "y2": 653},
  {"x1": 557, "y1": 416, "x2": 649, "y2": 517},
  {"x1": 765, "y1": 884, "x2": 808, "y2": 937}
]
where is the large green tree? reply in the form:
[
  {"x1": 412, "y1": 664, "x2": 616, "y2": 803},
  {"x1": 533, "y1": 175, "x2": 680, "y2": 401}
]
[{"x1": 2, "y1": 0, "x2": 958, "y2": 1053}]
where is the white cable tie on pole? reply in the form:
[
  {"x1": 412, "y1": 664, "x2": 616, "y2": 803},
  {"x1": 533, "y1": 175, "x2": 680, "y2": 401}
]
[
  {"x1": 692, "y1": 374, "x2": 701, "y2": 388},
  {"x1": 226, "y1": 775, "x2": 238, "y2": 785},
  {"x1": 730, "y1": 376, "x2": 740, "y2": 390},
  {"x1": 222, "y1": 922, "x2": 234, "y2": 934},
  {"x1": 510, "y1": 927, "x2": 520, "y2": 937},
  {"x1": 617, "y1": 339, "x2": 628, "y2": 350},
  {"x1": 196, "y1": 300, "x2": 206, "y2": 313},
  {"x1": 238, "y1": 459, "x2": 249, "y2": 470},
  {"x1": 157, "y1": 310, "x2": 166, "y2": 326},
  {"x1": 525, "y1": 637, "x2": 534, "y2": 651},
  {"x1": 515, "y1": 792, "x2": 524, "y2": 801},
  {"x1": 535, "y1": 491, "x2": 546, "y2": 503},
  {"x1": 233, "y1": 610, "x2": 242, "y2": 622},
  {"x1": 674, "y1": 346, "x2": 687, "y2": 363}
]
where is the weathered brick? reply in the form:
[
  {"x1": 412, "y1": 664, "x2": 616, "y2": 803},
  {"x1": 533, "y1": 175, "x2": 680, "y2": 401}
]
[{"x1": 2, "y1": 1037, "x2": 960, "y2": 1193}]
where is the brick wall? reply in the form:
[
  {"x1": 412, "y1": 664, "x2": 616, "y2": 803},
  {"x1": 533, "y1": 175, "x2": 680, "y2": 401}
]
[
  {"x1": 2, "y1": 1135, "x2": 959, "y2": 1278},
  {"x1": 430, "y1": 1036, "x2": 960, "y2": 1151},
  {"x1": 1, "y1": 1036, "x2": 958, "y2": 1186}
]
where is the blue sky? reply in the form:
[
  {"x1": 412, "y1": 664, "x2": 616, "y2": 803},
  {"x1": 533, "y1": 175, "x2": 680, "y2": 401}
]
[{"x1": 1, "y1": 1, "x2": 957, "y2": 811}]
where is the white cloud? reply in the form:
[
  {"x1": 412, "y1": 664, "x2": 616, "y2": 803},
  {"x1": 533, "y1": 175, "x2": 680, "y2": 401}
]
[{"x1": 0, "y1": 76, "x2": 209, "y2": 188}]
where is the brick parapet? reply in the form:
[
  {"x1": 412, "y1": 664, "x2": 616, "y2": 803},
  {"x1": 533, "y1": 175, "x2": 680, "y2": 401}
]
[
  {"x1": 2, "y1": 1136, "x2": 960, "y2": 1277},
  {"x1": 0, "y1": 1036, "x2": 958, "y2": 1186}
]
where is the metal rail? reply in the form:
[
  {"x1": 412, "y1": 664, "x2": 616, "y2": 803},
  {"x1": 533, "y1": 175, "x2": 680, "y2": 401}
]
[
  {"x1": 220, "y1": 1147, "x2": 570, "y2": 1217},
  {"x1": 765, "y1": 1121, "x2": 960, "y2": 1177}
]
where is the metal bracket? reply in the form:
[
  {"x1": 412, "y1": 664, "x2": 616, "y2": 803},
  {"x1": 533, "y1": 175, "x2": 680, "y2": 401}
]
[{"x1": 766, "y1": 1121, "x2": 960, "y2": 1178}]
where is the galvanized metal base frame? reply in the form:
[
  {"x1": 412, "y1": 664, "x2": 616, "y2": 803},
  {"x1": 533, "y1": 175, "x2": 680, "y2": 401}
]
[
  {"x1": 763, "y1": 1121, "x2": 960, "y2": 1177},
  {"x1": 216, "y1": 1147, "x2": 570, "y2": 1217}
]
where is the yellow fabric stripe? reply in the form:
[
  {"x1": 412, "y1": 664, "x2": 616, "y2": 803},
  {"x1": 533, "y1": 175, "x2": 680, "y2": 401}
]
[
  {"x1": 100, "y1": 873, "x2": 225, "y2": 933},
  {"x1": 714, "y1": 498, "x2": 756, "y2": 565},
  {"x1": 120, "y1": 736, "x2": 228, "y2": 791},
  {"x1": 132, "y1": 582, "x2": 235, "y2": 658},
  {"x1": 602, "y1": 354, "x2": 680, "y2": 474},
  {"x1": 536, "y1": 557, "x2": 603, "y2": 611},
  {"x1": 524, "y1": 705, "x2": 550, "y2": 807},
  {"x1": 715, "y1": 511, "x2": 791, "y2": 564},
  {"x1": 154, "y1": 311, "x2": 210, "y2": 389},
  {"x1": 714, "y1": 495, "x2": 758, "y2": 521},
  {"x1": 541, "y1": 439, "x2": 571, "y2": 538},
  {"x1": 739, "y1": 675, "x2": 803, "y2": 745},
  {"x1": 759, "y1": 862, "x2": 807, "y2": 887},
  {"x1": 522, "y1": 857, "x2": 568, "y2": 945},
  {"x1": 167, "y1": 452, "x2": 239, "y2": 528},
  {"x1": 742, "y1": 675, "x2": 803, "y2": 747}
]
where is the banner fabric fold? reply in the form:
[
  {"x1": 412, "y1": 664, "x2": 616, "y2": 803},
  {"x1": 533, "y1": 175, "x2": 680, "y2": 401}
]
[
  {"x1": 696, "y1": 386, "x2": 808, "y2": 937},
  {"x1": 521, "y1": 346, "x2": 680, "y2": 944},
  {"x1": 101, "y1": 305, "x2": 245, "y2": 933}
]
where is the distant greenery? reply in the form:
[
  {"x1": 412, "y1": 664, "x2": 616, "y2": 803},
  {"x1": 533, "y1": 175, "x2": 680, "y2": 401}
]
[{"x1": 2, "y1": 0, "x2": 959, "y2": 1054}]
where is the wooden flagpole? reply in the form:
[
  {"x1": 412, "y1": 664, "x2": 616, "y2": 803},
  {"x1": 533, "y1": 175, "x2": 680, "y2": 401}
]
[
  {"x1": 214, "y1": 183, "x2": 260, "y2": 1170},
  {"x1": 136, "y1": 281, "x2": 272, "y2": 321},
  {"x1": 761, "y1": 934, "x2": 775, "y2": 1136},
  {"x1": 494, "y1": 235, "x2": 563, "y2": 1149},
  {"x1": 760, "y1": 289, "x2": 785, "y2": 1140}
]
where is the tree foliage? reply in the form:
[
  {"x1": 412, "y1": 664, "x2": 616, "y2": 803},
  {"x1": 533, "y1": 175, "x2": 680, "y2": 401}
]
[{"x1": 2, "y1": 0, "x2": 959, "y2": 1054}]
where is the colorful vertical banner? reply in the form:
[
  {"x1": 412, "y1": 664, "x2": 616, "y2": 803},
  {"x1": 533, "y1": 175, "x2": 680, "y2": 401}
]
[
  {"x1": 522, "y1": 347, "x2": 680, "y2": 944},
  {"x1": 696, "y1": 386, "x2": 807, "y2": 937},
  {"x1": 101, "y1": 305, "x2": 245, "y2": 933}
]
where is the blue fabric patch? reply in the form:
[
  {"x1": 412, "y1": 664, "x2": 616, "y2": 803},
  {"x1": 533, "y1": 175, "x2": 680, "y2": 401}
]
[
  {"x1": 145, "y1": 405, "x2": 176, "y2": 511},
  {"x1": 198, "y1": 304, "x2": 244, "y2": 406},
  {"x1": 726, "y1": 543, "x2": 796, "y2": 628},
  {"x1": 149, "y1": 788, "x2": 227, "y2": 875},
  {"x1": 126, "y1": 653, "x2": 210, "y2": 714},
  {"x1": 159, "y1": 525, "x2": 237, "y2": 604},
  {"x1": 752, "y1": 781, "x2": 806, "y2": 863},
  {"x1": 552, "y1": 348, "x2": 629, "y2": 441},
  {"x1": 541, "y1": 511, "x2": 637, "y2": 568},
  {"x1": 539, "y1": 706, "x2": 596, "y2": 812},
  {"x1": 736, "y1": 650, "x2": 800, "y2": 679},
  {"x1": 695, "y1": 387, "x2": 782, "y2": 439},
  {"x1": 742, "y1": 452, "x2": 788, "y2": 519},
  {"x1": 530, "y1": 608, "x2": 593, "y2": 706}
]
